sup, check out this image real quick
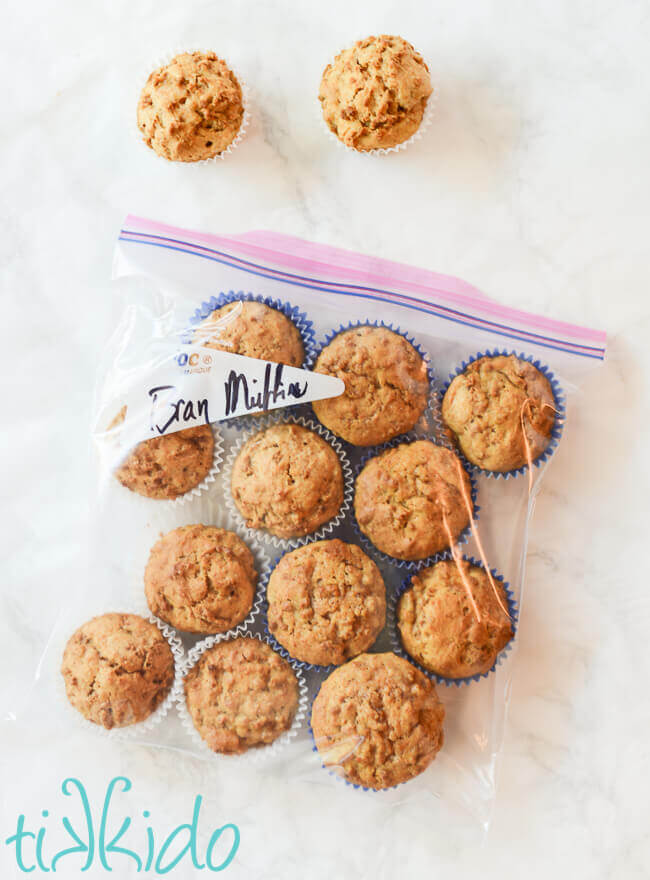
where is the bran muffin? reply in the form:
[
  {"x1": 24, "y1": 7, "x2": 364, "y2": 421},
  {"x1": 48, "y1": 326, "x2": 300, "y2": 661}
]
[
  {"x1": 319, "y1": 35, "x2": 433, "y2": 151},
  {"x1": 183, "y1": 637, "x2": 299, "y2": 754},
  {"x1": 231, "y1": 423, "x2": 344, "y2": 539},
  {"x1": 441, "y1": 354, "x2": 556, "y2": 473},
  {"x1": 115, "y1": 423, "x2": 215, "y2": 500},
  {"x1": 137, "y1": 51, "x2": 244, "y2": 162},
  {"x1": 194, "y1": 300, "x2": 305, "y2": 366},
  {"x1": 354, "y1": 440, "x2": 473, "y2": 561},
  {"x1": 144, "y1": 525, "x2": 257, "y2": 635},
  {"x1": 61, "y1": 613, "x2": 175, "y2": 730},
  {"x1": 397, "y1": 559, "x2": 514, "y2": 679},
  {"x1": 311, "y1": 652, "x2": 444, "y2": 789},
  {"x1": 312, "y1": 326, "x2": 429, "y2": 446},
  {"x1": 267, "y1": 539, "x2": 386, "y2": 666}
]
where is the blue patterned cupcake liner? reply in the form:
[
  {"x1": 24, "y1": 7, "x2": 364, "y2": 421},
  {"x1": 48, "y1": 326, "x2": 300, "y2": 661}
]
[
  {"x1": 351, "y1": 433, "x2": 480, "y2": 573},
  {"x1": 176, "y1": 631, "x2": 309, "y2": 765},
  {"x1": 388, "y1": 555, "x2": 518, "y2": 687},
  {"x1": 438, "y1": 349, "x2": 566, "y2": 481},
  {"x1": 223, "y1": 413, "x2": 354, "y2": 551},
  {"x1": 309, "y1": 320, "x2": 438, "y2": 445},
  {"x1": 186, "y1": 291, "x2": 317, "y2": 430}
]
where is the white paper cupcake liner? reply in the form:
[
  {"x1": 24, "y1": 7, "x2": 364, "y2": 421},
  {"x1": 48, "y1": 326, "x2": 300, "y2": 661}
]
[
  {"x1": 134, "y1": 48, "x2": 251, "y2": 165},
  {"x1": 387, "y1": 556, "x2": 518, "y2": 688},
  {"x1": 56, "y1": 609, "x2": 184, "y2": 741},
  {"x1": 136, "y1": 521, "x2": 271, "y2": 639},
  {"x1": 317, "y1": 37, "x2": 437, "y2": 157},
  {"x1": 223, "y1": 413, "x2": 354, "y2": 551},
  {"x1": 176, "y1": 632, "x2": 309, "y2": 765}
]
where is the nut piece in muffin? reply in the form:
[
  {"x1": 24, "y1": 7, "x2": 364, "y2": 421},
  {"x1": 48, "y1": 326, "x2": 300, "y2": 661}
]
[
  {"x1": 311, "y1": 652, "x2": 444, "y2": 789},
  {"x1": 194, "y1": 300, "x2": 305, "y2": 367},
  {"x1": 312, "y1": 326, "x2": 429, "y2": 446},
  {"x1": 441, "y1": 354, "x2": 556, "y2": 473},
  {"x1": 398, "y1": 559, "x2": 513, "y2": 679},
  {"x1": 231, "y1": 423, "x2": 344, "y2": 539},
  {"x1": 183, "y1": 637, "x2": 299, "y2": 754},
  {"x1": 319, "y1": 35, "x2": 433, "y2": 151},
  {"x1": 267, "y1": 539, "x2": 386, "y2": 666},
  {"x1": 137, "y1": 51, "x2": 244, "y2": 162},
  {"x1": 145, "y1": 525, "x2": 257, "y2": 635},
  {"x1": 61, "y1": 613, "x2": 175, "y2": 729},
  {"x1": 354, "y1": 440, "x2": 473, "y2": 561},
  {"x1": 115, "y1": 423, "x2": 215, "y2": 500}
]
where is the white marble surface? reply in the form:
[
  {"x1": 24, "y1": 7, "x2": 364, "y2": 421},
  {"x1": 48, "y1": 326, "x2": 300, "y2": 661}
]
[{"x1": 2, "y1": 0, "x2": 649, "y2": 877}]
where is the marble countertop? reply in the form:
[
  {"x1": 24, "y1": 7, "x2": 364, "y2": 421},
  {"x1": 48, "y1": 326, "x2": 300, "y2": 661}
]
[{"x1": 2, "y1": 0, "x2": 649, "y2": 877}]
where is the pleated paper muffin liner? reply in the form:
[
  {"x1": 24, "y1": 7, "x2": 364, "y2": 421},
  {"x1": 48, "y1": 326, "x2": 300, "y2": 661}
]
[
  {"x1": 438, "y1": 349, "x2": 566, "y2": 482},
  {"x1": 187, "y1": 291, "x2": 317, "y2": 430},
  {"x1": 317, "y1": 38, "x2": 437, "y2": 157},
  {"x1": 388, "y1": 556, "x2": 518, "y2": 688},
  {"x1": 223, "y1": 413, "x2": 354, "y2": 551},
  {"x1": 134, "y1": 48, "x2": 251, "y2": 165},
  {"x1": 56, "y1": 608, "x2": 184, "y2": 741},
  {"x1": 176, "y1": 632, "x2": 309, "y2": 764},
  {"x1": 136, "y1": 518, "x2": 271, "y2": 640},
  {"x1": 351, "y1": 433, "x2": 480, "y2": 573},
  {"x1": 309, "y1": 319, "x2": 437, "y2": 444},
  {"x1": 113, "y1": 421, "x2": 225, "y2": 510}
]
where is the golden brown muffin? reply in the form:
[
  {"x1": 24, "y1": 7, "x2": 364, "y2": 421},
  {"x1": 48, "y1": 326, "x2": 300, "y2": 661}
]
[
  {"x1": 115, "y1": 424, "x2": 214, "y2": 500},
  {"x1": 312, "y1": 326, "x2": 429, "y2": 446},
  {"x1": 144, "y1": 525, "x2": 257, "y2": 635},
  {"x1": 319, "y1": 35, "x2": 432, "y2": 151},
  {"x1": 183, "y1": 637, "x2": 299, "y2": 754},
  {"x1": 231, "y1": 423, "x2": 344, "y2": 539},
  {"x1": 61, "y1": 613, "x2": 175, "y2": 730},
  {"x1": 441, "y1": 355, "x2": 556, "y2": 473},
  {"x1": 267, "y1": 539, "x2": 386, "y2": 666},
  {"x1": 194, "y1": 300, "x2": 305, "y2": 366},
  {"x1": 354, "y1": 440, "x2": 473, "y2": 561},
  {"x1": 137, "y1": 51, "x2": 244, "y2": 162},
  {"x1": 398, "y1": 559, "x2": 513, "y2": 678},
  {"x1": 311, "y1": 652, "x2": 444, "y2": 789}
]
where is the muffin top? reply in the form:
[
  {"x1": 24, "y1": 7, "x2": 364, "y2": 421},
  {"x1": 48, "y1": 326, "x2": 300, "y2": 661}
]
[
  {"x1": 194, "y1": 300, "x2": 305, "y2": 366},
  {"x1": 311, "y1": 652, "x2": 444, "y2": 789},
  {"x1": 398, "y1": 559, "x2": 514, "y2": 679},
  {"x1": 312, "y1": 326, "x2": 429, "y2": 446},
  {"x1": 319, "y1": 35, "x2": 432, "y2": 151},
  {"x1": 137, "y1": 51, "x2": 244, "y2": 162},
  {"x1": 183, "y1": 637, "x2": 299, "y2": 754},
  {"x1": 144, "y1": 525, "x2": 257, "y2": 635},
  {"x1": 115, "y1": 423, "x2": 214, "y2": 500},
  {"x1": 61, "y1": 613, "x2": 175, "y2": 729},
  {"x1": 267, "y1": 539, "x2": 386, "y2": 666},
  {"x1": 231, "y1": 423, "x2": 344, "y2": 539},
  {"x1": 354, "y1": 440, "x2": 473, "y2": 560},
  {"x1": 441, "y1": 355, "x2": 556, "y2": 472}
]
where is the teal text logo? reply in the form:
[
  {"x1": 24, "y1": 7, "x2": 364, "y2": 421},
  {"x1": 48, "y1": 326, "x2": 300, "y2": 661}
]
[{"x1": 4, "y1": 776, "x2": 240, "y2": 873}]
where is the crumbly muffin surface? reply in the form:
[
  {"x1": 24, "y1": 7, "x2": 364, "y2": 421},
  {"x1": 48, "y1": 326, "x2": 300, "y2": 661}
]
[
  {"x1": 354, "y1": 440, "x2": 473, "y2": 560},
  {"x1": 311, "y1": 652, "x2": 444, "y2": 789},
  {"x1": 61, "y1": 613, "x2": 175, "y2": 729},
  {"x1": 231, "y1": 424, "x2": 344, "y2": 539},
  {"x1": 194, "y1": 301, "x2": 304, "y2": 366},
  {"x1": 441, "y1": 355, "x2": 556, "y2": 472},
  {"x1": 319, "y1": 35, "x2": 432, "y2": 151},
  {"x1": 145, "y1": 525, "x2": 257, "y2": 634},
  {"x1": 184, "y1": 638, "x2": 299, "y2": 754},
  {"x1": 267, "y1": 539, "x2": 385, "y2": 666},
  {"x1": 398, "y1": 559, "x2": 513, "y2": 678},
  {"x1": 137, "y1": 51, "x2": 243, "y2": 162},
  {"x1": 312, "y1": 326, "x2": 429, "y2": 446},
  {"x1": 115, "y1": 424, "x2": 214, "y2": 500}
]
